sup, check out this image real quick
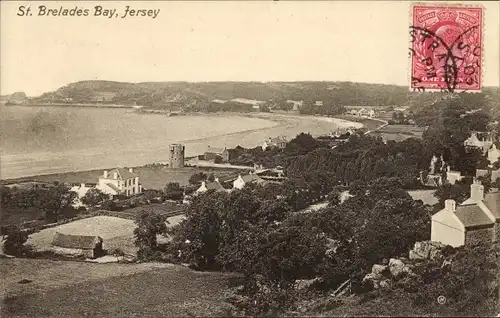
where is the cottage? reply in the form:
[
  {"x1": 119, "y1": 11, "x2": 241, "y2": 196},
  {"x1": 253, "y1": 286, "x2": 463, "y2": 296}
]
[
  {"x1": 195, "y1": 179, "x2": 226, "y2": 194},
  {"x1": 262, "y1": 136, "x2": 288, "y2": 151},
  {"x1": 431, "y1": 180, "x2": 500, "y2": 247},
  {"x1": 476, "y1": 167, "x2": 500, "y2": 184},
  {"x1": 204, "y1": 146, "x2": 230, "y2": 162},
  {"x1": 464, "y1": 131, "x2": 494, "y2": 154},
  {"x1": 96, "y1": 168, "x2": 142, "y2": 198},
  {"x1": 488, "y1": 144, "x2": 500, "y2": 165},
  {"x1": 51, "y1": 232, "x2": 104, "y2": 258},
  {"x1": 233, "y1": 174, "x2": 267, "y2": 190}
]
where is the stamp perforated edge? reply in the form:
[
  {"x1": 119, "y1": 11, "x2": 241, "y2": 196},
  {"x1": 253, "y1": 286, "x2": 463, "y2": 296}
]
[{"x1": 408, "y1": 2, "x2": 485, "y2": 93}]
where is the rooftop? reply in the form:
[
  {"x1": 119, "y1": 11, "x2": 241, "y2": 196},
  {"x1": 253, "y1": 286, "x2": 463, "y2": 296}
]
[
  {"x1": 103, "y1": 168, "x2": 138, "y2": 180},
  {"x1": 205, "y1": 181, "x2": 225, "y2": 191},
  {"x1": 454, "y1": 204, "x2": 494, "y2": 229},
  {"x1": 52, "y1": 232, "x2": 102, "y2": 250}
]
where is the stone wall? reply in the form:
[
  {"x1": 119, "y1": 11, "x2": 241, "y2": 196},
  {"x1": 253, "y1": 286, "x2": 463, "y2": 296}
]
[
  {"x1": 495, "y1": 223, "x2": 500, "y2": 243},
  {"x1": 465, "y1": 227, "x2": 494, "y2": 246}
]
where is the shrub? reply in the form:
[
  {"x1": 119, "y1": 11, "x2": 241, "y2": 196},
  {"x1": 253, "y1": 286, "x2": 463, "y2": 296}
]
[{"x1": 1, "y1": 225, "x2": 30, "y2": 256}]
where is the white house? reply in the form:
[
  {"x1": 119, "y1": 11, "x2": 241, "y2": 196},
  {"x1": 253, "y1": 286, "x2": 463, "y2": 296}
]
[
  {"x1": 488, "y1": 144, "x2": 500, "y2": 165},
  {"x1": 195, "y1": 179, "x2": 226, "y2": 194},
  {"x1": 233, "y1": 174, "x2": 266, "y2": 190},
  {"x1": 262, "y1": 136, "x2": 288, "y2": 151},
  {"x1": 96, "y1": 168, "x2": 142, "y2": 198},
  {"x1": 431, "y1": 180, "x2": 500, "y2": 247},
  {"x1": 464, "y1": 131, "x2": 494, "y2": 154}
]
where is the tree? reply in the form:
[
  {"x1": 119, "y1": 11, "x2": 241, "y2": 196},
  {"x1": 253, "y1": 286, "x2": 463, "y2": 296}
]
[
  {"x1": 171, "y1": 191, "x2": 227, "y2": 269},
  {"x1": 207, "y1": 173, "x2": 215, "y2": 182},
  {"x1": 164, "y1": 182, "x2": 184, "y2": 201},
  {"x1": 189, "y1": 172, "x2": 207, "y2": 185},
  {"x1": 259, "y1": 103, "x2": 271, "y2": 112},
  {"x1": 133, "y1": 211, "x2": 168, "y2": 250},
  {"x1": 142, "y1": 189, "x2": 164, "y2": 203},
  {"x1": 34, "y1": 184, "x2": 78, "y2": 222},
  {"x1": 284, "y1": 133, "x2": 324, "y2": 157},
  {"x1": 434, "y1": 178, "x2": 472, "y2": 207},
  {"x1": 0, "y1": 225, "x2": 31, "y2": 256},
  {"x1": 81, "y1": 188, "x2": 108, "y2": 208}
]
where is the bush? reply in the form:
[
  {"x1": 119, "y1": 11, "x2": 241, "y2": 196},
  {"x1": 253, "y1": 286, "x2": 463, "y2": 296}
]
[{"x1": 1, "y1": 225, "x2": 30, "y2": 256}]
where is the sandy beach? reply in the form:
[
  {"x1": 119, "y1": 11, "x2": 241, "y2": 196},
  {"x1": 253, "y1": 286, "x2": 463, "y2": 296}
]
[{"x1": 1, "y1": 107, "x2": 363, "y2": 179}]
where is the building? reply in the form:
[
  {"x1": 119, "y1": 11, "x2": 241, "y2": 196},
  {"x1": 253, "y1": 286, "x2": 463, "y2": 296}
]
[
  {"x1": 96, "y1": 168, "x2": 142, "y2": 198},
  {"x1": 204, "y1": 146, "x2": 230, "y2": 162},
  {"x1": 431, "y1": 180, "x2": 500, "y2": 247},
  {"x1": 195, "y1": 179, "x2": 226, "y2": 194},
  {"x1": 476, "y1": 167, "x2": 500, "y2": 184},
  {"x1": 464, "y1": 131, "x2": 494, "y2": 154},
  {"x1": 169, "y1": 144, "x2": 185, "y2": 168},
  {"x1": 233, "y1": 173, "x2": 267, "y2": 190},
  {"x1": 446, "y1": 166, "x2": 464, "y2": 185},
  {"x1": 51, "y1": 232, "x2": 104, "y2": 259},
  {"x1": 488, "y1": 144, "x2": 500, "y2": 165},
  {"x1": 262, "y1": 136, "x2": 288, "y2": 151}
]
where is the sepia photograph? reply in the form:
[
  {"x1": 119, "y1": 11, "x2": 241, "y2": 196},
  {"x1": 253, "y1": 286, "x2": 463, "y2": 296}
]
[{"x1": 1, "y1": 0, "x2": 499, "y2": 316}]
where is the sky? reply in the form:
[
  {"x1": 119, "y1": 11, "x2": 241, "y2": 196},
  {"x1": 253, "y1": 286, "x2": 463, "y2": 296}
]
[{"x1": 1, "y1": 1, "x2": 499, "y2": 96}]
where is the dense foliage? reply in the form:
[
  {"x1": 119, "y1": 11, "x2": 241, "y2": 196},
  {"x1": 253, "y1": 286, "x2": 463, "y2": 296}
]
[{"x1": 1, "y1": 183, "x2": 78, "y2": 225}]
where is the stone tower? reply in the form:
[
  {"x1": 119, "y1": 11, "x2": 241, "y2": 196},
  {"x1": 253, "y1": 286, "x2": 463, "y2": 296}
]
[{"x1": 169, "y1": 144, "x2": 185, "y2": 168}]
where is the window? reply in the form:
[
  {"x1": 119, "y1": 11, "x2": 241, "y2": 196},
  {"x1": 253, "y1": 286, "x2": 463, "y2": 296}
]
[{"x1": 132, "y1": 188, "x2": 135, "y2": 194}]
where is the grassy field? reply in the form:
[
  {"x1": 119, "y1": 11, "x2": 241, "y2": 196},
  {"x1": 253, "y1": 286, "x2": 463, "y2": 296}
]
[
  {"x1": 336, "y1": 115, "x2": 384, "y2": 131},
  {"x1": 4, "y1": 165, "x2": 242, "y2": 189},
  {"x1": 27, "y1": 216, "x2": 138, "y2": 255},
  {"x1": 374, "y1": 124, "x2": 425, "y2": 141},
  {"x1": 1, "y1": 258, "x2": 238, "y2": 317}
]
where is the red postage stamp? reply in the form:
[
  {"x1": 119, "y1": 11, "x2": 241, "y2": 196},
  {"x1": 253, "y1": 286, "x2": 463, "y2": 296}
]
[{"x1": 409, "y1": 4, "x2": 483, "y2": 92}]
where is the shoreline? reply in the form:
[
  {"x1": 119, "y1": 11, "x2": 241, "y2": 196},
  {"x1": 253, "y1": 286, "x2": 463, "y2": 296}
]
[
  {"x1": 4, "y1": 103, "x2": 139, "y2": 109},
  {"x1": 1, "y1": 111, "x2": 368, "y2": 181}
]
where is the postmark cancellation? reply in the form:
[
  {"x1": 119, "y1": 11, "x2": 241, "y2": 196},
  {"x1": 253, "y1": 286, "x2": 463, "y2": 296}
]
[{"x1": 409, "y1": 3, "x2": 484, "y2": 92}]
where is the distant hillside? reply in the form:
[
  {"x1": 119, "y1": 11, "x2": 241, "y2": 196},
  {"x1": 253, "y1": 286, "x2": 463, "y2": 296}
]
[
  {"x1": 28, "y1": 81, "x2": 415, "y2": 109},
  {"x1": 28, "y1": 81, "x2": 499, "y2": 113},
  {"x1": 2, "y1": 92, "x2": 28, "y2": 105}
]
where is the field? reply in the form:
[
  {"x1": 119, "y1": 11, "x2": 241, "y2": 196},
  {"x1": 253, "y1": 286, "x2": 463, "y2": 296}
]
[
  {"x1": 374, "y1": 124, "x2": 425, "y2": 141},
  {"x1": 4, "y1": 165, "x2": 242, "y2": 189},
  {"x1": 27, "y1": 216, "x2": 138, "y2": 255},
  {"x1": 1, "y1": 258, "x2": 238, "y2": 317},
  {"x1": 26, "y1": 211, "x2": 186, "y2": 256},
  {"x1": 336, "y1": 115, "x2": 384, "y2": 131}
]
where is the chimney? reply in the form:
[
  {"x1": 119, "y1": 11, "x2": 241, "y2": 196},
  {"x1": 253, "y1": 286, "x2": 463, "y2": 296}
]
[
  {"x1": 470, "y1": 178, "x2": 485, "y2": 202},
  {"x1": 129, "y1": 167, "x2": 134, "y2": 173},
  {"x1": 113, "y1": 172, "x2": 118, "y2": 179},
  {"x1": 444, "y1": 199, "x2": 456, "y2": 212},
  {"x1": 201, "y1": 181, "x2": 206, "y2": 188},
  {"x1": 103, "y1": 170, "x2": 108, "y2": 178},
  {"x1": 81, "y1": 183, "x2": 85, "y2": 188}
]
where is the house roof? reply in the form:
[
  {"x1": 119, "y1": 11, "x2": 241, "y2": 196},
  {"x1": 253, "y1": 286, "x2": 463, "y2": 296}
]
[
  {"x1": 205, "y1": 181, "x2": 225, "y2": 191},
  {"x1": 483, "y1": 192, "x2": 500, "y2": 220},
  {"x1": 103, "y1": 168, "x2": 137, "y2": 180},
  {"x1": 205, "y1": 146, "x2": 227, "y2": 154},
  {"x1": 106, "y1": 183, "x2": 121, "y2": 192},
  {"x1": 454, "y1": 205, "x2": 494, "y2": 229},
  {"x1": 241, "y1": 174, "x2": 265, "y2": 183},
  {"x1": 52, "y1": 232, "x2": 102, "y2": 250}
]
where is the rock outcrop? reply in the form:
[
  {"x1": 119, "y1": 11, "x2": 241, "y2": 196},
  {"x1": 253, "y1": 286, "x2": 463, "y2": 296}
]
[
  {"x1": 409, "y1": 241, "x2": 446, "y2": 260},
  {"x1": 363, "y1": 241, "x2": 449, "y2": 290}
]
